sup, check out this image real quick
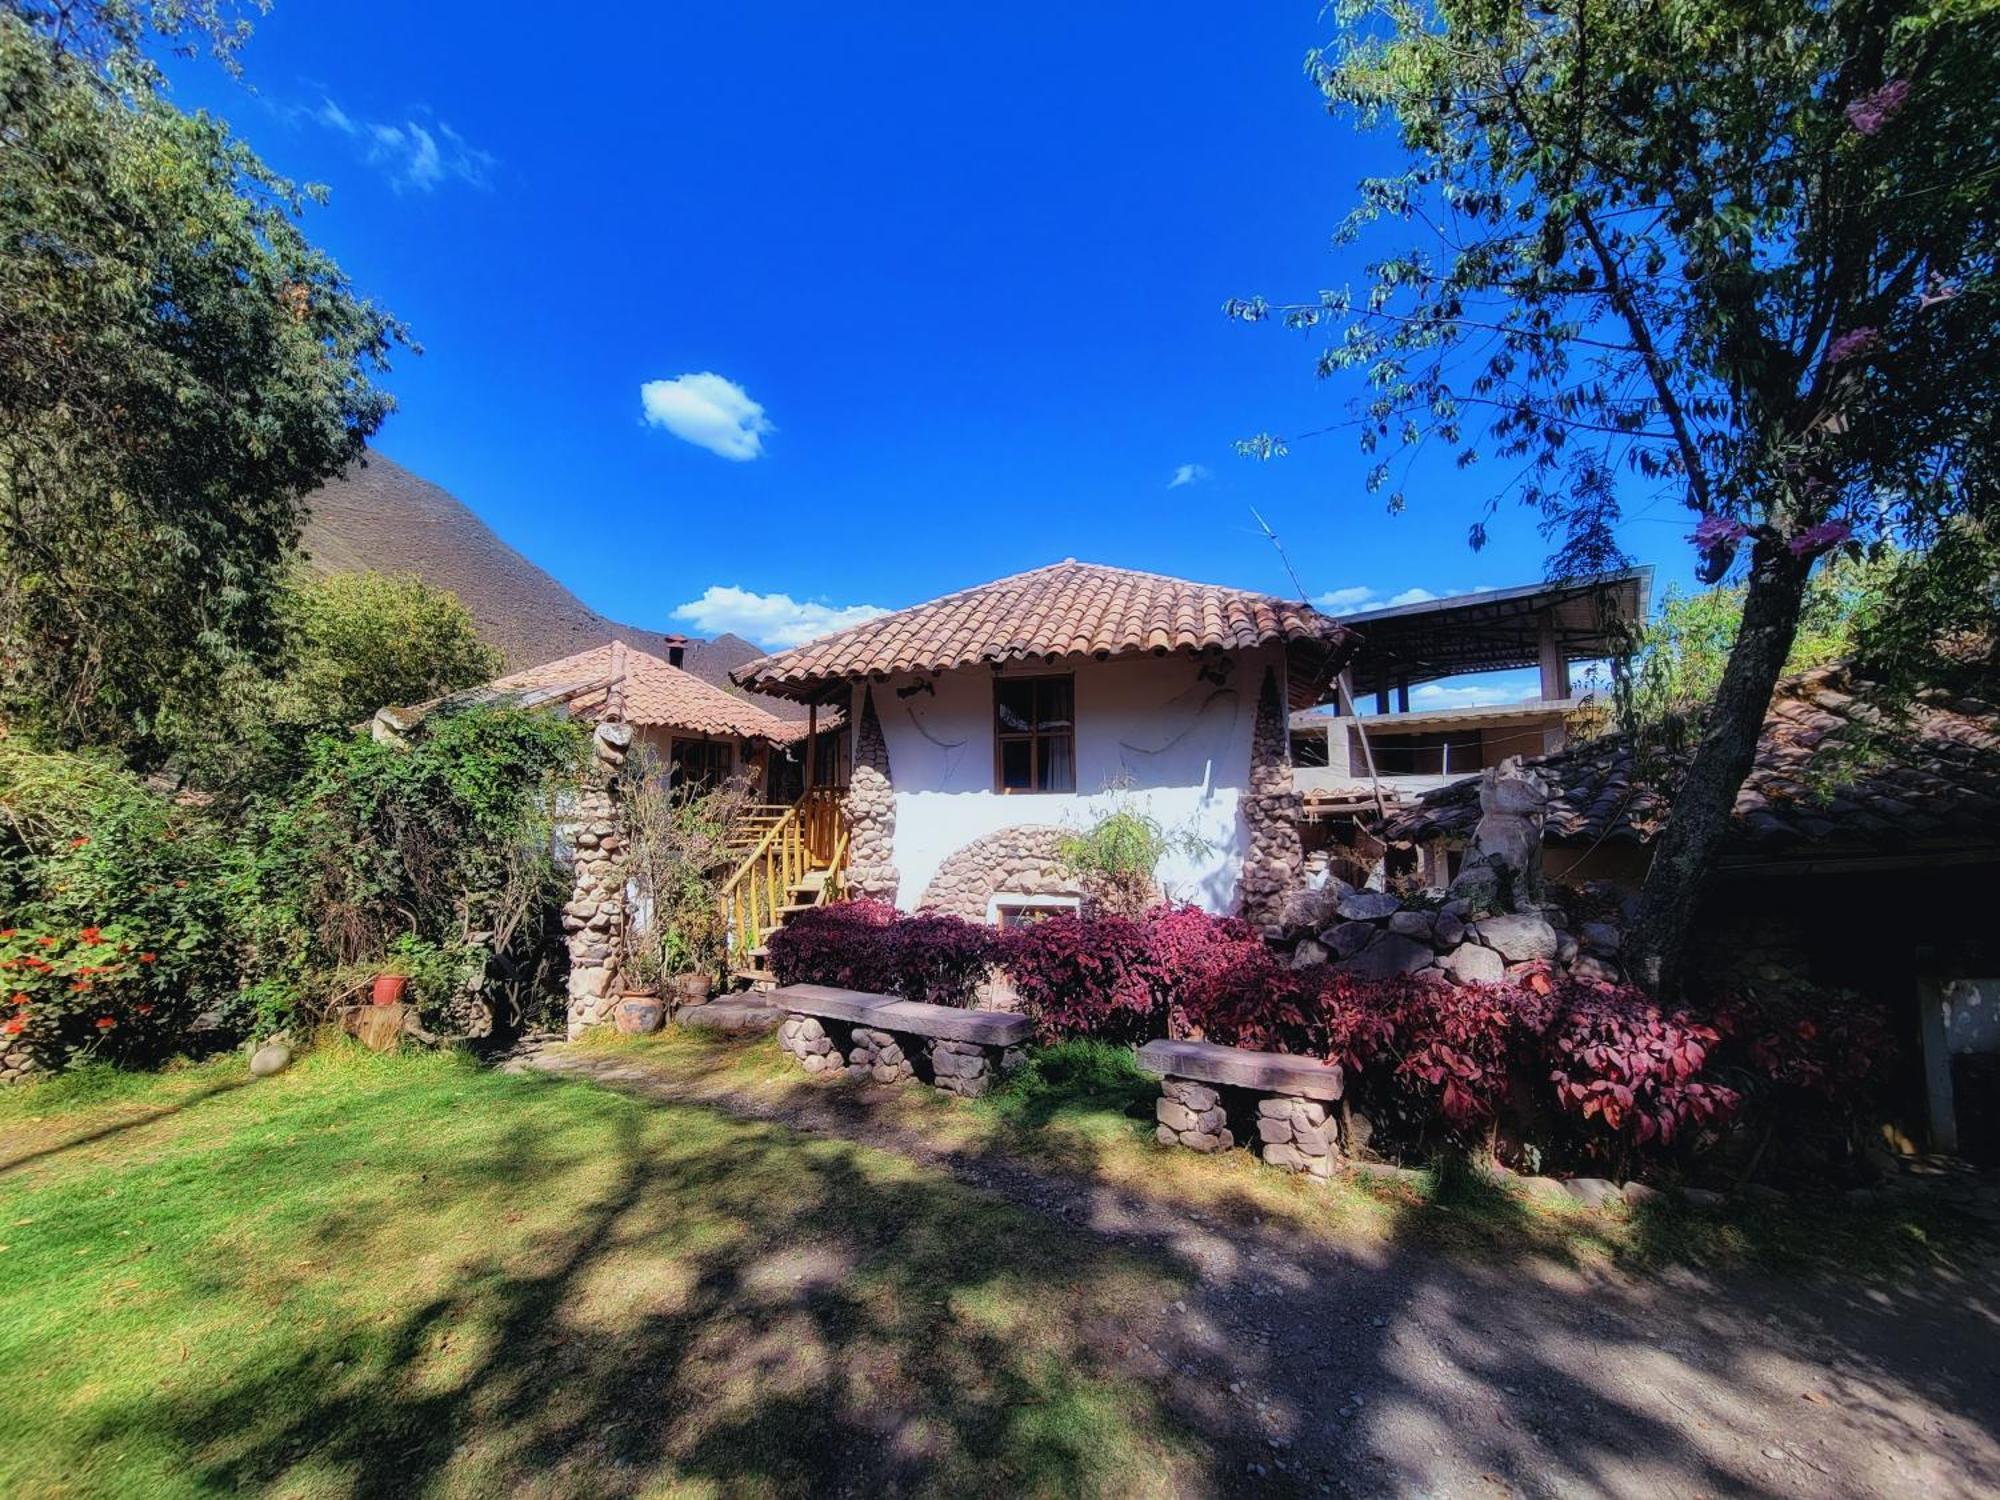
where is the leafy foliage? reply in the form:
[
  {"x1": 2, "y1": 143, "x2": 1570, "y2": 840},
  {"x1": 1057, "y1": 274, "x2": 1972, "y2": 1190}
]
[
  {"x1": 1239, "y1": 0, "x2": 2000, "y2": 990},
  {"x1": 0, "y1": 11, "x2": 405, "y2": 757},
  {"x1": 620, "y1": 754, "x2": 751, "y2": 984},
  {"x1": 1056, "y1": 794, "x2": 1208, "y2": 916},
  {"x1": 0, "y1": 741, "x2": 238, "y2": 1060},
  {"x1": 998, "y1": 913, "x2": 1164, "y2": 1044},
  {"x1": 242, "y1": 707, "x2": 582, "y2": 1034},
  {"x1": 1582, "y1": 554, "x2": 1889, "y2": 748},
  {"x1": 766, "y1": 901, "x2": 997, "y2": 1008},
  {"x1": 276, "y1": 571, "x2": 501, "y2": 734}
]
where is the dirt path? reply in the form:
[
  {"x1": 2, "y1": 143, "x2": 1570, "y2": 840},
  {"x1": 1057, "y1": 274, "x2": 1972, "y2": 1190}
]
[{"x1": 525, "y1": 1046, "x2": 2000, "y2": 1500}]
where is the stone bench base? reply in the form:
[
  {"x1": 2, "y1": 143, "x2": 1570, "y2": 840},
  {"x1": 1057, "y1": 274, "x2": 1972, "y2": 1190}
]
[
  {"x1": 1255, "y1": 1094, "x2": 1343, "y2": 1178},
  {"x1": 775, "y1": 1007, "x2": 1025, "y2": 1097}
]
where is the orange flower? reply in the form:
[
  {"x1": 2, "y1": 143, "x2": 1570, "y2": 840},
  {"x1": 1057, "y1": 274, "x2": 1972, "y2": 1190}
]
[
  {"x1": 0, "y1": 928, "x2": 15, "y2": 938},
  {"x1": 94, "y1": 1017, "x2": 116, "y2": 1030},
  {"x1": 80, "y1": 927, "x2": 101, "y2": 943},
  {"x1": 136, "y1": 1003, "x2": 154, "y2": 1015},
  {"x1": 69, "y1": 980, "x2": 92, "y2": 993},
  {"x1": 138, "y1": 953, "x2": 157, "y2": 965},
  {"x1": 70, "y1": 836, "x2": 89, "y2": 849},
  {"x1": 10, "y1": 994, "x2": 27, "y2": 1007},
  {"x1": 3, "y1": 1017, "x2": 23, "y2": 1035}
]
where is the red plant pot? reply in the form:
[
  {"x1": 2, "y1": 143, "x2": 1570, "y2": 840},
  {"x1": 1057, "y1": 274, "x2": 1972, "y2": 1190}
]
[{"x1": 371, "y1": 974, "x2": 409, "y2": 1007}]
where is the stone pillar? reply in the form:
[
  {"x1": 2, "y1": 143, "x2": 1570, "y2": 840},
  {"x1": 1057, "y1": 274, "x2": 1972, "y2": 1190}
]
[
  {"x1": 1255, "y1": 1094, "x2": 1344, "y2": 1179},
  {"x1": 847, "y1": 1025, "x2": 916, "y2": 1085},
  {"x1": 1236, "y1": 664, "x2": 1306, "y2": 926},
  {"x1": 842, "y1": 685, "x2": 901, "y2": 903},
  {"x1": 927, "y1": 1037, "x2": 1022, "y2": 1098},
  {"x1": 0, "y1": 1032, "x2": 48, "y2": 1086},
  {"x1": 562, "y1": 719, "x2": 633, "y2": 1039},
  {"x1": 777, "y1": 1014, "x2": 844, "y2": 1074}
]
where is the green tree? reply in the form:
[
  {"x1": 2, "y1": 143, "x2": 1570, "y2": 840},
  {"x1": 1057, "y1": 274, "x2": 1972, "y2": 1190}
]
[
  {"x1": 1600, "y1": 552, "x2": 1888, "y2": 742},
  {"x1": 1237, "y1": 0, "x2": 1998, "y2": 993},
  {"x1": 0, "y1": 5, "x2": 405, "y2": 759},
  {"x1": 278, "y1": 571, "x2": 502, "y2": 731}
]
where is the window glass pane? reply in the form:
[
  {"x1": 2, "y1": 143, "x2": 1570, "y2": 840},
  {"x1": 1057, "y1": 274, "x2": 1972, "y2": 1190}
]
[
  {"x1": 1000, "y1": 737, "x2": 1033, "y2": 790},
  {"x1": 996, "y1": 680, "x2": 1036, "y2": 733},
  {"x1": 1035, "y1": 677, "x2": 1074, "y2": 731},
  {"x1": 1038, "y1": 733, "x2": 1074, "y2": 792}
]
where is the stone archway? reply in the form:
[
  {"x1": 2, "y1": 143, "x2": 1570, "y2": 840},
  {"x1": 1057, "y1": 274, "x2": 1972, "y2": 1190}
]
[{"x1": 916, "y1": 825, "x2": 1086, "y2": 922}]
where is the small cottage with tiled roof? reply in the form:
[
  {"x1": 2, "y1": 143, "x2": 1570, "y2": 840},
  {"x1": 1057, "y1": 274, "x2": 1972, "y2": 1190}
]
[
  {"x1": 383, "y1": 639, "x2": 845, "y2": 800},
  {"x1": 734, "y1": 560, "x2": 1355, "y2": 924}
]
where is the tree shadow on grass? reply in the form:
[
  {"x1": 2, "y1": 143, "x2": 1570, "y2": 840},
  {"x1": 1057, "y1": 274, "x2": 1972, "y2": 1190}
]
[
  {"x1": 0, "y1": 1078, "x2": 247, "y2": 1178},
  {"x1": 74, "y1": 1072, "x2": 1259, "y2": 1497}
]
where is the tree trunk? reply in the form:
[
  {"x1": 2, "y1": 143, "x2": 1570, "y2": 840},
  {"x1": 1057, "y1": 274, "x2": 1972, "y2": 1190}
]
[{"x1": 1629, "y1": 537, "x2": 1813, "y2": 998}]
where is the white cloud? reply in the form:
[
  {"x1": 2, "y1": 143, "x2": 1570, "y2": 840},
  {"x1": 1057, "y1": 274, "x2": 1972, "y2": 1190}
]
[
  {"x1": 308, "y1": 97, "x2": 494, "y2": 192},
  {"x1": 673, "y1": 586, "x2": 887, "y2": 650},
  {"x1": 1312, "y1": 586, "x2": 1378, "y2": 612},
  {"x1": 640, "y1": 373, "x2": 774, "y2": 461},
  {"x1": 1409, "y1": 671, "x2": 1545, "y2": 710},
  {"x1": 1168, "y1": 462, "x2": 1210, "y2": 489},
  {"x1": 1311, "y1": 583, "x2": 1490, "y2": 615}
]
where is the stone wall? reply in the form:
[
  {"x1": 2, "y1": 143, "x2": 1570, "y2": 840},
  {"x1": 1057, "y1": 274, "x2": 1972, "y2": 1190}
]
[
  {"x1": 0, "y1": 1033, "x2": 47, "y2": 1086},
  {"x1": 843, "y1": 686, "x2": 900, "y2": 903},
  {"x1": 562, "y1": 719, "x2": 633, "y2": 1039},
  {"x1": 915, "y1": 824, "x2": 1085, "y2": 920},
  {"x1": 1271, "y1": 757, "x2": 1628, "y2": 987},
  {"x1": 1235, "y1": 665, "x2": 1305, "y2": 926}
]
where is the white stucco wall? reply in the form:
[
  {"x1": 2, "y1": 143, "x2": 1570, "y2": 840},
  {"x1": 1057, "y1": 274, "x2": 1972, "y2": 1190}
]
[{"x1": 854, "y1": 646, "x2": 1282, "y2": 915}]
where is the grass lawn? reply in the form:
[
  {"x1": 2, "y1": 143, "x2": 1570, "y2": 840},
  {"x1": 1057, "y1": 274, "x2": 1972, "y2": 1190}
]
[
  {"x1": 583, "y1": 1027, "x2": 1985, "y2": 1277},
  {"x1": 0, "y1": 1046, "x2": 1206, "y2": 1499}
]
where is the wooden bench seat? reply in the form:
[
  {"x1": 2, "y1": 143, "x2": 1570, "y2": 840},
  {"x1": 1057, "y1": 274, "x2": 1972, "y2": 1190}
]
[
  {"x1": 770, "y1": 984, "x2": 1030, "y2": 1097},
  {"x1": 1136, "y1": 1038, "x2": 1346, "y2": 1179}
]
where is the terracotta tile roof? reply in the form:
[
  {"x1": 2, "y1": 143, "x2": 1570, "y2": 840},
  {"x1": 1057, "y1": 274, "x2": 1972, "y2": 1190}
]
[
  {"x1": 733, "y1": 560, "x2": 1355, "y2": 705},
  {"x1": 479, "y1": 642, "x2": 797, "y2": 741},
  {"x1": 1386, "y1": 666, "x2": 2000, "y2": 862}
]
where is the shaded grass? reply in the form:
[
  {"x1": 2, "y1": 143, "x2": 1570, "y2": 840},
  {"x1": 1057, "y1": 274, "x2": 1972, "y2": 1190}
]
[
  {"x1": 0, "y1": 1043, "x2": 1214, "y2": 1499},
  {"x1": 592, "y1": 1027, "x2": 1990, "y2": 1277}
]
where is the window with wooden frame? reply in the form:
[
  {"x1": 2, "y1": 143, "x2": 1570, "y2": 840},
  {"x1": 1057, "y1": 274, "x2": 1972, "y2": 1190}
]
[
  {"x1": 668, "y1": 736, "x2": 733, "y2": 790},
  {"x1": 993, "y1": 675, "x2": 1075, "y2": 793}
]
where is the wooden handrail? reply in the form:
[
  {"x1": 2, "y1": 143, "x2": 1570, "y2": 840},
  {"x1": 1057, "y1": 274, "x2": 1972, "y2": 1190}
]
[{"x1": 718, "y1": 790, "x2": 852, "y2": 959}]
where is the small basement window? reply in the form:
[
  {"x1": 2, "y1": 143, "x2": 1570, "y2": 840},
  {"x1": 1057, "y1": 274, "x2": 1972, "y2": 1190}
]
[
  {"x1": 994, "y1": 675, "x2": 1075, "y2": 793},
  {"x1": 989, "y1": 894, "x2": 1081, "y2": 930}
]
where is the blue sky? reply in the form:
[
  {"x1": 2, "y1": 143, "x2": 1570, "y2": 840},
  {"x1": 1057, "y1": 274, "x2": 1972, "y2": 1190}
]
[{"x1": 168, "y1": 3, "x2": 1696, "y2": 707}]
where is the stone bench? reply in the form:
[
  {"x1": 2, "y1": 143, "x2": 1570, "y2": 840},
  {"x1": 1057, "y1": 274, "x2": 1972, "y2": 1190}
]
[
  {"x1": 771, "y1": 984, "x2": 1031, "y2": 1097},
  {"x1": 1136, "y1": 1038, "x2": 1347, "y2": 1179}
]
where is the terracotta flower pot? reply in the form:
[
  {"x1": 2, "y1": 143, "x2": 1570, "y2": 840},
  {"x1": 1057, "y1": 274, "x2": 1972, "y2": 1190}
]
[
  {"x1": 675, "y1": 971, "x2": 712, "y2": 1006},
  {"x1": 371, "y1": 973, "x2": 408, "y2": 1007},
  {"x1": 615, "y1": 996, "x2": 665, "y2": 1035}
]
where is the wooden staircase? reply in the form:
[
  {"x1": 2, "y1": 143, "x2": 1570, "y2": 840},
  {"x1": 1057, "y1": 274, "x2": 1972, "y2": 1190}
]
[{"x1": 720, "y1": 789, "x2": 848, "y2": 987}]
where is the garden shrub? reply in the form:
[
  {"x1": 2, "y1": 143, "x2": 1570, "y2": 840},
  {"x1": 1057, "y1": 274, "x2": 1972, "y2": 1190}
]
[
  {"x1": 766, "y1": 902, "x2": 996, "y2": 1007},
  {"x1": 882, "y1": 912, "x2": 998, "y2": 1007},
  {"x1": 242, "y1": 705, "x2": 583, "y2": 1037},
  {"x1": 0, "y1": 743, "x2": 239, "y2": 1066},
  {"x1": 998, "y1": 912, "x2": 1162, "y2": 1043},
  {"x1": 766, "y1": 899, "x2": 900, "y2": 993},
  {"x1": 1546, "y1": 987, "x2": 1738, "y2": 1152}
]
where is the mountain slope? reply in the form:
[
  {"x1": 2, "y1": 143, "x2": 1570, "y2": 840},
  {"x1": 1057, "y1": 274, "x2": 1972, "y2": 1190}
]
[{"x1": 299, "y1": 451, "x2": 782, "y2": 709}]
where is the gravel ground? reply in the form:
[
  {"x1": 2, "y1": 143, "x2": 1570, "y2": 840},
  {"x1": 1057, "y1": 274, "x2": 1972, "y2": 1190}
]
[{"x1": 526, "y1": 1046, "x2": 2000, "y2": 1500}]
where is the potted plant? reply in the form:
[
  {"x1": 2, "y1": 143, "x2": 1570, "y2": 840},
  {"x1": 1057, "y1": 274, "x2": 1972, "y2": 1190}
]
[
  {"x1": 661, "y1": 928, "x2": 713, "y2": 1006},
  {"x1": 371, "y1": 958, "x2": 411, "y2": 1007},
  {"x1": 614, "y1": 949, "x2": 665, "y2": 1035}
]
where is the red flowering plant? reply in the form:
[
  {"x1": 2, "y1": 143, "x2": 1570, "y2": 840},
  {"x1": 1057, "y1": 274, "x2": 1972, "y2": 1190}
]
[
  {"x1": 1545, "y1": 980, "x2": 1740, "y2": 1160},
  {"x1": 0, "y1": 923, "x2": 184, "y2": 1067},
  {"x1": 766, "y1": 899, "x2": 902, "y2": 994},
  {"x1": 998, "y1": 912, "x2": 1164, "y2": 1044}
]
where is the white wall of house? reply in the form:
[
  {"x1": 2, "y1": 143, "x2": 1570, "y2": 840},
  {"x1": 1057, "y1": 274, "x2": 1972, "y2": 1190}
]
[{"x1": 854, "y1": 646, "x2": 1281, "y2": 914}]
